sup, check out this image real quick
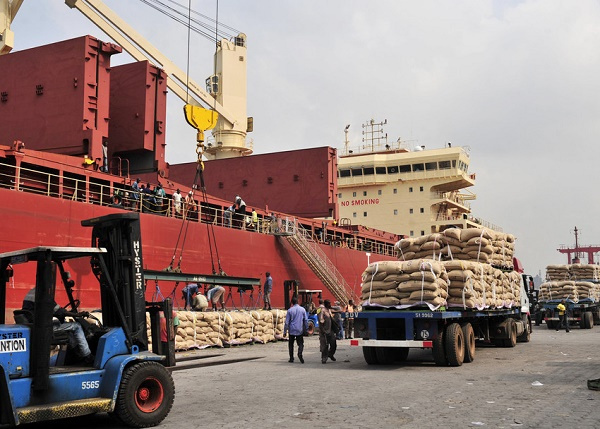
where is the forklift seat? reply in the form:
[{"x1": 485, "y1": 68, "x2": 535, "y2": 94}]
[{"x1": 13, "y1": 309, "x2": 33, "y2": 325}]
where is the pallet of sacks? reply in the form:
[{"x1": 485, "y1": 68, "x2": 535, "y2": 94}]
[
  {"x1": 444, "y1": 260, "x2": 521, "y2": 310},
  {"x1": 175, "y1": 311, "x2": 225, "y2": 350},
  {"x1": 575, "y1": 281, "x2": 600, "y2": 301},
  {"x1": 361, "y1": 259, "x2": 521, "y2": 310},
  {"x1": 538, "y1": 281, "x2": 578, "y2": 302},
  {"x1": 270, "y1": 309, "x2": 288, "y2": 340},
  {"x1": 569, "y1": 264, "x2": 600, "y2": 281},
  {"x1": 361, "y1": 259, "x2": 449, "y2": 309},
  {"x1": 394, "y1": 228, "x2": 515, "y2": 270},
  {"x1": 545, "y1": 265, "x2": 570, "y2": 281},
  {"x1": 249, "y1": 310, "x2": 276, "y2": 343}
]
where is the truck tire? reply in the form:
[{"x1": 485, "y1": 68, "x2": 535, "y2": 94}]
[
  {"x1": 503, "y1": 318, "x2": 517, "y2": 348},
  {"x1": 363, "y1": 346, "x2": 379, "y2": 365},
  {"x1": 517, "y1": 317, "x2": 531, "y2": 343},
  {"x1": 432, "y1": 328, "x2": 447, "y2": 366},
  {"x1": 306, "y1": 321, "x2": 315, "y2": 336},
  {"x1": 391, "y1": 347, "x2": 410, "y2": 362},
  {"x1": 584, "y1": 312, "x2": 594, "y2": 329},
  {"x1": 115, "y1": 361, "x2": 175, "y2": 428},
  {"x1": 375, "y1": 347, "x2": 395, "y2": 365},
  {"x1": 461, "y1": 323, "x2": 476, "y2": 363},
  {"x1": 546, "y1": 320, "x2": 555, "y2": 330},
  {"x1": 444, "y1": 323, "x2": 465, "y2": 367}
]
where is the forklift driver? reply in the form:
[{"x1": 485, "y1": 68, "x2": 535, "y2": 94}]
[{"x1": 22, "y1": 287, "x2": 94, "y2": 364}]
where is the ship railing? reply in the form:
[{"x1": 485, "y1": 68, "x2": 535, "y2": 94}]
[
  {"x1": 431, "y1": 191, "x2": 471, "y2": 209},
  {"x1": 433, "y1": 213, "x2": 503, "y2": 232},
  {"x1": 0, "y1": 160, "x2": 397, "y2": 256},
  {"x1": 292, "y1": 221, "x2": 356, "y2": 300}
]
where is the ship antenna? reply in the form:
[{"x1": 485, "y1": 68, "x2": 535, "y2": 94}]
[{"x1": 344, "y1": 124, "x2": 350, "y2": 155}]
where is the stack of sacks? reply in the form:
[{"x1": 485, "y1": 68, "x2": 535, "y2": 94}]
[
  {"x1": 574, "y1": 281, "x2": 600, "y2": 301},
  {"x1": 270, "y1": 309, "x2": 288, "y2": 340},
  {"x1": 395, "y1": 228, "x2": 516, "y2": 270},
  {"x1": 538, "y1": 281, "x2": 578, "y2": 302},
  {"x1": 361, "y1": 259, "x2": 448, "y2": 308},
  {"x1": 546, "y1": 265, "x2": 570, "y2": 281},
  {"x1": 361, "y1": 260, "x2": 412, "y2": 306},
  {"x1": 251, "y1": 310, "x2": 276, "y2": 343},
  {"x1": 221, "y1": 312, "x2": 254, "y2": 346},
  {"x1": 175, "y1": 311, "x2": 200, "y2": 350},
  {"x1": 570, "y1": 264, "x2": 600, "y2": 281},
  {"x1": 193, "y1": 311, "x2": 225, "y2": 348},
  {"x1": 443, "y1": 261, "x2": 521, "y2": 309}
]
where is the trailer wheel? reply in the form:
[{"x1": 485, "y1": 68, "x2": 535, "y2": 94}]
[
  {"x1": 517, "y1": 317, "x2": 531, "y2": 343},
  {"x1": 445, "y1": 323, "x2": 465, "y2": 366},
  {"x1": 115, "y1": 361, "x2": 174, "y2": 428},
  {"x1": 584, "y1": 312, "x2": 594, "y2": 329},
  {"x1": 503, "y1": 319, "x2": 517, "y2": 348},
  {"x1": 375, "y1": 347, "x2": 395, "y2": 365},
  {"x1": 461, "y1": 323, "x2": 476, "y2": 363},
  {"x1": 363, "y1": 346, "x2": 379, "y2": 365},
  {"x1": 432, "y1": 327, "x2": 447, "y2": 366},
  {"x1": 392, "y1": 347, "x2": 410, "y2": 362}
]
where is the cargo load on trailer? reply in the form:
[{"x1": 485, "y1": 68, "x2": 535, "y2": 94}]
[{"x1": 351, "y1": 227, "x2": 532, "y2": 367}]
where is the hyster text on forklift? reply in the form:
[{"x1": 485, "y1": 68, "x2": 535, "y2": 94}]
[{"x1": 0, "y1": 213, "x2": 178, "y2": 427}]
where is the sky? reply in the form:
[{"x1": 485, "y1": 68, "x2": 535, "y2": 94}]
[{"x1": 9, "y1": 0, "x2": 600, "y2": 278}]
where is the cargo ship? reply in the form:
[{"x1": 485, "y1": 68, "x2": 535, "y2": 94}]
[{"x1": 0, "y1": 1, "x2": 495, "y2": 319}]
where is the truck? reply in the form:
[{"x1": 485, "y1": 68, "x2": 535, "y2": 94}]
[
  {"x1": 349, "y1": 272, "x2": 532, "y2": 367},
  {"x1": 542, "y1": 299, "x2": 600, "y2": 329}
]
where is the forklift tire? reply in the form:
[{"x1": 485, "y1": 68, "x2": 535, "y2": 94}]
[
  {"x1": 444, "y1": 323, "x2": 465, "y2": 367},
  {"x1": 432, "y1": 327, "x2": 447, "y2": 366},
  {"x1": 461, "y1": 323, "x2": 476, "y2": 363},
  {"x1": 363, "y1": 346, "x2": 379, "y2": 365},
  {"x1": 115, "y1": 361, "x2": 175, "y2": 428},
  {"x1": 306, "y1": 321, "x2": 315, "y2": 336}
]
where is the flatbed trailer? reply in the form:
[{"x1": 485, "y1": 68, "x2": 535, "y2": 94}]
[
  {"x1": 542, "y1": 299, "x2": 600, "y2": 329},
  {"x1": 349, "y1": 305, "x2": 531, "y2": 367}
]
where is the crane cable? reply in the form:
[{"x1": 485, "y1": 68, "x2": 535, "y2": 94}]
[{"x1": 165, "y1": 0, "x2": 222, "y2": 275}]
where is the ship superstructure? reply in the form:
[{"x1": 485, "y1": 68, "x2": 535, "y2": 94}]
[{"x1": 337, "y1": 120, "x2": 502, "y2": 236}]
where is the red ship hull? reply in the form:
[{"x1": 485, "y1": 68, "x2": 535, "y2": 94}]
[{"x1": 1, "y1": 186, "x2": 392, "y2": 320}]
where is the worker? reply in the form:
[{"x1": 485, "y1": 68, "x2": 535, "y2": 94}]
[
  {"x1": 192, "y1": 292, "x2": 209, "y2": 311},
  {"x1": 172, "y1": 189, "x2": 183, "y2": 218},
  {"x1": 251, "y1": 208, "x2": 258, "y2": 229},
  {"x1": 184, "y1": 191, "x2": 197, "y2": 220},
  {"x1": 556, "y1": 299, "x2": 570, "y2": 332},
  {"x1": 234, "y1": 194, "x2": 246, "y2": 228},
  {"x1": 159, "y1": 309, "x2": 180, "y2": 354},
  {"x1": 318, "y1": 299, "x2": 337, "y2": 364},
  {"x1": 207, "y1": 285, "x2": 226, "y2": 311},
  {"x1": 224, "y1": 205, "x2": 235, "y2": 227},
  {"x1": 345, "y1": 299, "x2": 356, "y2": 339},
  {"x1": 263, "y1": 272, "x2": 273, "y2": 310},
  {"x1": 284, "y1": 295, "x2": 308, "y2": 363},
  {"x1": 332, "y1": 301, "x2": 344, "y2": 340},
  {"x1": 181, "y1": 283, "x2": 199, "y2": 310},
  {"x1": 22, "y1": 287, "x2": 94, "y2": 364}
]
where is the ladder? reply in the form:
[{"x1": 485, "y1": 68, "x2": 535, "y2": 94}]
[{"x1": 282, "y1": 222, "x2": 356, "y2": 305}]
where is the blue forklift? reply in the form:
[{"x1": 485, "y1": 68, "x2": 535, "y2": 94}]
[{"x1": 0, "y1": 213, "x2": 176, "y2": 427}]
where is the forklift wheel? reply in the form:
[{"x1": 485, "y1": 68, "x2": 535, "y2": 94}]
[{"x1": 115, "y1": 361, "x2": 175, "y2": 428}]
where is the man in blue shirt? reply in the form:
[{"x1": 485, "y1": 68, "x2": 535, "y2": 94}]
[
  {"x1": 181, "y1": 283, "x2": 199, "y2": 310},
  {"x1": 284, "y1": 296, "x2": 308, "y2": 363},
  {"x1": 263, "y1": 272, "x2": 273, "y2": 310}
]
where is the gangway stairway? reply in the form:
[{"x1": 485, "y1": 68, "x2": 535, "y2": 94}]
[{"x1": 278, "y1": 222, "x2": 356, "y2": 305}]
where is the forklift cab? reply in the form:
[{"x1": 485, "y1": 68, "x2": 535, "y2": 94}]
[{"x1": 0, "y1": 213, "x2": 175, "y2": 427}]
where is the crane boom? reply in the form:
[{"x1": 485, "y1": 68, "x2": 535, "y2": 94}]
[
  {"x1": 0, "y1": 0, "x2": 23, "y2": 54},
  {"x1": 65, "y1": 0, "x2": 251, "y2": 158}
]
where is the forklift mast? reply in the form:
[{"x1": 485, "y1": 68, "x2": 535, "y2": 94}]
[{"x1": 81, "y1": 213, "x2": 148, "y2": 351}]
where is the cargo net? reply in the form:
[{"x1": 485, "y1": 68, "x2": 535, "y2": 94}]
[
  {"x1": 361, "y1": 259, "x2": 522, "y2": 311},
  {"x1": 92, "y1": 309, "x2": 287, "y2": 351},
  {"x1": 538, "y1": 280, "x2": 600, "y2": 303},
  {"x1": 545, "y1": 264, "x2": 600, "y2": 282},
  {"x1": 394, "y1": 228, "x2": 515, "y2": 270}
]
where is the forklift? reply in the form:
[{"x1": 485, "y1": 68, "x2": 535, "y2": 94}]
[
  {"x1": 0, "y1": 213, "x2": 176, "y2": 427},
  {"x1": 283, "y1": 280, "x2": 322, "y2": 335}
]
